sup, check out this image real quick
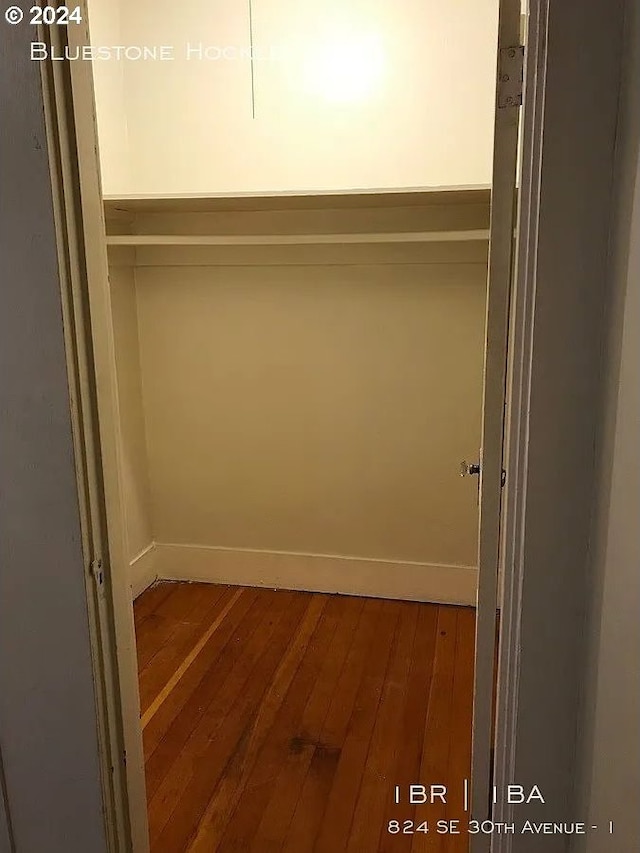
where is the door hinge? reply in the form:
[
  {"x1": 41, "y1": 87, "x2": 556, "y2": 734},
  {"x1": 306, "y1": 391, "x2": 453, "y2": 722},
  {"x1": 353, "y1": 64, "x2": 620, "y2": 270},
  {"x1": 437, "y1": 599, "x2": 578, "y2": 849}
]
[{"x1": 497, "y1": 45, "x2": 524, "y2": 108}]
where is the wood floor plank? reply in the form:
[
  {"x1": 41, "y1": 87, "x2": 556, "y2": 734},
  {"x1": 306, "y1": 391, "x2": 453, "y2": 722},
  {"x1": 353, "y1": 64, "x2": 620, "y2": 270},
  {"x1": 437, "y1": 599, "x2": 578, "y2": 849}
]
[
  {"x1": 138, "y1": 584, "x2": 231, "y2": 714},
  {"x1": 142, "y1": 587, "x2": 259, "y2": 764},
  {"x1": 410, "y1": 606, "x2": 459, "y2": 853},
  {"x1": 378, "y1": 604, "x2": 440, "y2": 853},
  {"x1": 133, "y1": 586, "x2": 478, "y2": 853},
  {"x1": 345, "y1": 602, "x2": 421, "y2": 853},
  {"x1": 147, "y1": 587, "x2": 291, "y2": 845},
  {"x1": 135, "y1": 583, "x2": 211, "y2": 673},
  {"x1": 185, "y1": 593, "x2": 328, "y2": 853},
  {"x1": 248, "y1": 595, "x2": 366, "y2": 851},
  {"x1": 310, "y1": 599, "x2": 401, "y2": 853},
  {"x1": 208, "y1": 594, "x2": 350, "y2": 852},
  {"x1": 150, "y1": 590, "x2": 309, "y2": 851},
  {"x1": 285, "y1": 599, "x2": 387, "y2": 853},
  {"x1": 291, "y1": 595, "x2": 392, "y2": 853},
  {"x1": 444, "y1": 608, "x2": 475, "y2": 853},
  {"x1": 145, "y1": 587, "x2": 285, "y2": 804},
  {"x1": 133, "y1": 581, "x2": 174, "y2": 625},
  {"x1": 292, "y1": 599, "x2": 409, "y2": 853},
  {"x1": 317, "y1": 597, "x2": 388, "y2": 754}
]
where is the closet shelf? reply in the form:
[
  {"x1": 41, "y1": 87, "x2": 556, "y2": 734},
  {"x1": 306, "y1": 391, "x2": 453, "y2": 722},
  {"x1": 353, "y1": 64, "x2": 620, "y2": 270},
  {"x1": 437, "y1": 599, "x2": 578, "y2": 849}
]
[{"x1": 105, "y1": 229, "x2": 490, "y2": 247}]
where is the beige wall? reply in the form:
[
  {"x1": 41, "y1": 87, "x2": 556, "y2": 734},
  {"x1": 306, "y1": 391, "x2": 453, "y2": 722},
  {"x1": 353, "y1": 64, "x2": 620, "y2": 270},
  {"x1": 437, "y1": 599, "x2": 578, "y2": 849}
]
[
  {"x1": 134, "y1": 258, "x2": 486, "y2": 567},
  {"x1": 109, "y1": 263, "x2": 154, "y2": 584},
  {"x1": 88, "y1": 0, "x2": 498, "y2": 195}
]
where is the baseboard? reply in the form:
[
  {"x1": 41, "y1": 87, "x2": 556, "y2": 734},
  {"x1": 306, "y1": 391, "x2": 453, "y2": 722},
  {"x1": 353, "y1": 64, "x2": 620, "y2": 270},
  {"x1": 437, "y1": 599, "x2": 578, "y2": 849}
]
[
  {"x1": 130, "y1": 542, "x2": 158, "y2": 599},
  {"x1": 153, "y1": 542, "x2": 478, "y2": 606}
]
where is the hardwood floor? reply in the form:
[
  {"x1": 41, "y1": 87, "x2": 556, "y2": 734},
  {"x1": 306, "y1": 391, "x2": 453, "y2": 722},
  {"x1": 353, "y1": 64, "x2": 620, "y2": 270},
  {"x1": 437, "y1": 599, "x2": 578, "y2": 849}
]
[{"x1": 134, "y1": 582, "x2": 476, "y2": 853}]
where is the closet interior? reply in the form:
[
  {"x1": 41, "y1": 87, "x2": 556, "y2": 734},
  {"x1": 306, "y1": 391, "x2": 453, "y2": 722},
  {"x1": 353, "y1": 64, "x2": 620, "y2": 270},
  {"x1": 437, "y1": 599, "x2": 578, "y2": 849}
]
[
  {"x1": 105, "y1": 191, "x2": 489, "y2": 603},
  {"x1": 85, "y1": 0, "x2": 503, "y2": 847}
]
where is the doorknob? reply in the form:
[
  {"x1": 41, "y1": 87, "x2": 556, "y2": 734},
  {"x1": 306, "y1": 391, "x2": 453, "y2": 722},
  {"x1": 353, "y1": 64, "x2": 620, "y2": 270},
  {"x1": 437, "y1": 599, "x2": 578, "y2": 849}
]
[{"x1": 460, "y1": 460, "x2": 481, "y2": 477}]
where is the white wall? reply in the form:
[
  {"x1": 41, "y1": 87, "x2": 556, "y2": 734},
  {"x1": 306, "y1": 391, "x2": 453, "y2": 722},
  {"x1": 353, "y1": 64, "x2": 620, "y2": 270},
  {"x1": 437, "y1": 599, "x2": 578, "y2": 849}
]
[
  {"x1": 88, "y1": 0, "x2": 499, "y2": 195},
  {"x1": 87, "y1": 0, "x2": 130, "y2": 191},
  {"x1": 135, "y1": 257, "x2": 487, "y2": 568},
  {"x1": 574, "y1": 0, "x2": 640, "y2": 848},
  {"x1": 109, "y1": 262, "x2": 156, "y2": 594}
]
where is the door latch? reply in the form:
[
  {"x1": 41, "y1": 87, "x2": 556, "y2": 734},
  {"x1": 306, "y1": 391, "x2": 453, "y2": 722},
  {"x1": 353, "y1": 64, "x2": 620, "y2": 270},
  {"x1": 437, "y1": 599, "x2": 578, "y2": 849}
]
[
  {"x1": 459, "y1": 461, "x2": 507, "y2": 488},
  {"x1": 460, "y1": 460, "x2": 481, "y2": 477},
  {"x1": 90, "y1": 557, "x2": 106, "y2": 598}
]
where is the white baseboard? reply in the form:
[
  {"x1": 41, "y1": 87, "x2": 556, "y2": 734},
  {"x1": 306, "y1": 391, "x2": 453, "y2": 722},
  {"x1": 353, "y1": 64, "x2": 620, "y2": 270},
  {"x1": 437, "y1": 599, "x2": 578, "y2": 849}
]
[
  {"x1": 153, "y1": 542, "x2": 477, "y2": 606},
  {"x1": 130, "y1": 542, "x2": 158, "y2": 599}
]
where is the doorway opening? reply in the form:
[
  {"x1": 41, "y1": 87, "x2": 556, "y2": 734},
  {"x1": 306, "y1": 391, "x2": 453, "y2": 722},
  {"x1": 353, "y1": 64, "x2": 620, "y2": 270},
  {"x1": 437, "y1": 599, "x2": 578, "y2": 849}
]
[{"x1": 55, "y1": 0, "x2": 523, "y2": 848}]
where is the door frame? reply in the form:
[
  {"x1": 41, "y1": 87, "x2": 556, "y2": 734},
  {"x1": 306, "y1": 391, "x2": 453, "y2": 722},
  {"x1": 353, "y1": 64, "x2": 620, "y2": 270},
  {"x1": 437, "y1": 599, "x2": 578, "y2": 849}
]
[
  {"x1": 490, "y1": 0, "x2": 549, "y2": 840},
  {"x1": 470, "y1": 0, "x2": 523, "y2": 831},
  {"x1": 31, "y1": 0, "x2": 624, "y2": 850},
  {"x1": 38, "y1": 12, "x2": 149, "y2": 852}
]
